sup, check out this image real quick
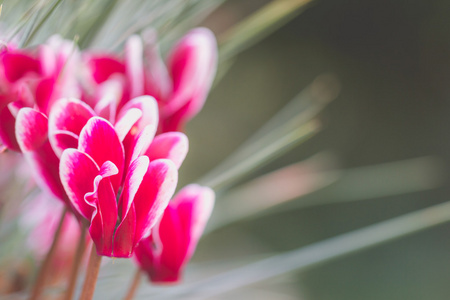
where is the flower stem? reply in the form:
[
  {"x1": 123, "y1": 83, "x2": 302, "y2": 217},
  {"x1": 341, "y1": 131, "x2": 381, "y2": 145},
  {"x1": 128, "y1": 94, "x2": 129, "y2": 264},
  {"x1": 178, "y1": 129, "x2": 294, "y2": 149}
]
[
  {"x1": 29, "y1": 207, "x2": 67, "y2": 300},
  {"x1": 123, "y1": 269, "x2": 142, "y2": 300},
  {"x1": 79, "y1": 244, "x2": 102, "y2": 300},
  {"x1": 64, "y1": 224, "x2": 87, "y2": 300}
]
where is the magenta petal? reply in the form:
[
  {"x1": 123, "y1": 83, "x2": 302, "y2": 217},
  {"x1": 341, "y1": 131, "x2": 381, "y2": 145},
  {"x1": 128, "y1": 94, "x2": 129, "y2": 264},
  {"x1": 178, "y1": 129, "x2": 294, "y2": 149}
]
[
  {"x1": 16, "y1": 108, "x2": 67, "y2": 202},
  {"x1": 118, "y1": 96, "x2": 158, "y2": 171},
  {"x1": 125, "y1": 35, "x2": 144, "y2": 98},
  {"x1": 146, "y1": 132, "x2": 188, "y2": 169},
  {"x1": 112, "y1": 202, "x2": 136, "y2": 257},
  {"x1": 51, "y1": 131, "x2": 79, "y2": 153},
  {"x1": 89, "y1": 55, "x2": 125, "y2": 84},
  {"x1": 93, "y1": 78, "x2": 123, "y2": 124},
  {"x1": 114, "y1": 156, "x2": 149, "y2": 257},
  {"x1": 133, "y1": 159, "x2": 178, "y2": 245},
  {"x1": 165, "y1": 27, "x2": 217, "y2": 116},
  {"x1": 48, "y1": 98, "x2": 95, "y2": 157},
  {"x1": 1, "y1": 51, "x2": 41, "y2": 82},
  {"x1": 0, "y1": 106, "x2": 20, "y2": 151},
  {"x1": 35, "y1": 77, "x2": 56, "y2": 115},
  {"x1": 142, "y1": 29, "x2": 172, "y2": 102},
  {"x1": 173, "y1": 184, "x2": 215, "y2": 261},
  {"x1": 78, "y1": 117, "x2": 124, "y2": 192},
  {"x1": 117, "y1": 95, "x2": 158, "y2": 139},
  {"x1": 86, "y1": 161, "x2": 118, "y2": 256},
  {"x1": 15, "y1": 108, "x2": 48, "y2": 151},
  {"x1": 129, "y1": 125, "x2": 155, "y2": 165},
  {"x1": 114, "y1": 108, "x2": 142, "y2": 142},
  {"x1": 59, "y1": 149, "x2": 99, "y2": 220}
]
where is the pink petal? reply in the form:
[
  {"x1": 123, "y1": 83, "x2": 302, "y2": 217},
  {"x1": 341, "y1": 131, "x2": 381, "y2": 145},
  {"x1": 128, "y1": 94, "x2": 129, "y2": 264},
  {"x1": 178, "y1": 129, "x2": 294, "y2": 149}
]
[
  {"x1": 51, "y1": 131, "x2": 79, "y2": 153},
  {"x1": 35, "y1": 77, "x2": 56, "y2": 115},
  {"x1": 129, "y1": 125, "x2": 155, "y2": 164},
  {"x1": 1, "y1": 51, "x2": 41, "y2": 82},
  {"x1": 147, "y1": 206, "x2": 185, "y2": 283},
  {"x1": 114, "y1": 108, "x2": 143, "y2": 142},
  {"x1": 133, "y1": 159, "x2": 178, "y2": 245},
  {"x1": 142, "y1": 29, "x2": 172, "y2": 102},
  {"x1": 125, "y1": 35, "x2": 144, "y2": 98},
  {"x1": 173, "y1": 184, "x2": 215, "y2": 261},
  {"x1": 78, "y1": 117, "x2": 124, "y2": 192},
  {"x1": 145, "y1": 132, "x2": 188, "y2": 169},
  {"x1": 86, "y1": 161, "x2": 118, "y2": 256},
  {"x1": 117, "y1": 96, "x2": 158, "y2": 171},
  {"x1": 117, "y1": 96, "x2": 158, "y2": 139},
  {"x1": 113, "y1": 156, "x2": 149, "y2": 257},
  {"x1": 16, "y1": 108, "x2": 68, "y2": 202},
  {"x1": 48, "y1": 98, "x2": 95, "y2": 157},
  {"x1": 164, "y1": 27, "x2": 217, "y2": 117},
  {"x1": 93, "y1": 78, "x2": 123, "y2": 123},
  {"x1": 0, "y1": 106, "x2": 20, "y2": 151},
  {"x1": 15, "y1": 108, "x2": 48, "y2": 151},
  {"x1": 59, "y1": 149, "x2": 100, "y2": 219},
  {"x1": 88, "y1": 55, "x2": 125, "y2": 84}
]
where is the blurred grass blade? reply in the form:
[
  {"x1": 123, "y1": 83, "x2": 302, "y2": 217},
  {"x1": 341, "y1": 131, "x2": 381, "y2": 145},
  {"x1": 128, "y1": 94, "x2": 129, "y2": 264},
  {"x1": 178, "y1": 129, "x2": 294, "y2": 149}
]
[
  {"x1": 285, "y1": 156, "x2": 445, "y2": 210},
  {"x1": 200, "y1": 74, "x2": 339, "y2": 190},
  {"x1": 152, "y1": 200, "x2": 450, "y2": 299},
  {"x1": 206, "y1": 153, "x2": 339, "y2": 233},
  {"x1": 78, "y1": 0, "x2": 119, "y2": 49},
  {"x1": 219, "y1": 0, "x2": 315, "y2": 63},
  {"x1": 23, "y1": 0, "x2": 64, "y2": 47},
  {"x1": 201, "y1": 119, "x2": 320, "y2": 190}
]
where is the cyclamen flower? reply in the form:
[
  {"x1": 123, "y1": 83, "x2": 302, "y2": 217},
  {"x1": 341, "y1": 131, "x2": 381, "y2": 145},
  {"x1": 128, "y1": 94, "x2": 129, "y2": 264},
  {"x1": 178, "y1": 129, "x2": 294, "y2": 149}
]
[
  {"x1": 134, "y1": 184, "x2": 215, "y2": 282},
  {"x1": 0, "y1": 36, "x2": 80, "y2": 152},
  {"x1": 82, "y1": 27, "x2": 217, "y2": 133},
  {"x1": 56, "y1": 101, "x2": 187, "y2": 257}
]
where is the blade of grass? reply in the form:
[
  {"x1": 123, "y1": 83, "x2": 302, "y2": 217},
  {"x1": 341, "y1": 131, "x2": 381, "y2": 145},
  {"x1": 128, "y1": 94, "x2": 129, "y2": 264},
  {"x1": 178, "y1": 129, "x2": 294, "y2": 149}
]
[
  {"x1": 151, "y1": 200, "x2": 450, "y2": 299},
  {"x1": 23, "y1": 0, "x2": 65, "y2": 47},
  {"x1": 201, "y1": 119, "x2": 320, "y2": 190},
  {"x1": 200, "y1": 74, "x2": 339, "y2": 190}
]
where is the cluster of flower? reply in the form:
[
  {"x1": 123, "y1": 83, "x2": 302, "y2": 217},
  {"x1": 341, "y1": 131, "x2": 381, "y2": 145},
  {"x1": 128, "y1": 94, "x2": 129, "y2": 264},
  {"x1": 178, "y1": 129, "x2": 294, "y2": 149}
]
[{"x1": 0, "y1": 27, "x2": 217, "y2": 283}]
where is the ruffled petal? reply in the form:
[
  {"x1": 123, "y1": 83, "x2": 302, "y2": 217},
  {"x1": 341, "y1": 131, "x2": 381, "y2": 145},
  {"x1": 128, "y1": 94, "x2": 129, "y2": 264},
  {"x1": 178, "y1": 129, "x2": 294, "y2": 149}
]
[
  {"x1": 78, "y1": 117, "x2": 124, "y2": 192},
  {"x1": 86, "y1": 161, "x2": 118, "y2": 256},
  {"x1": 145, "y1": 132, "x2": 188, "y2": 169}
]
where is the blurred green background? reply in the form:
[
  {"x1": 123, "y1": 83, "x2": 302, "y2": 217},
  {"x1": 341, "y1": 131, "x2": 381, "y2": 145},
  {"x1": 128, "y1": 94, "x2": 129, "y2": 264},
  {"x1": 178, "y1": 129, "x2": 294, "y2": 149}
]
[{"x1": 180, "y1": 0, "x2": 450, "y2": 299}]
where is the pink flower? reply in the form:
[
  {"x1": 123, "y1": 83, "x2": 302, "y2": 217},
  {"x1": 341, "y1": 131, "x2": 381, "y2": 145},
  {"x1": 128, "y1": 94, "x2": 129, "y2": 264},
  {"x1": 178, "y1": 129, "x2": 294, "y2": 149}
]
[
  {"x1": 57, "y1": 104, "x2": 187, "y2": 257},
  {"x1": 0, "y1": 36, "x2": 80, "y2": 152},
  {"x1": 81, "y1": 27, "x2": 217, "y2": 133},
  {"x1": 145, "y1": 28, "x2": 218, "y2": 132},
  {"x1": 134, "y1": 184, "x2": 215, "y2": 283}
]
